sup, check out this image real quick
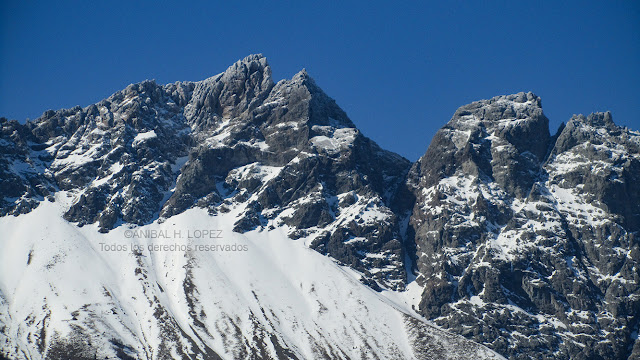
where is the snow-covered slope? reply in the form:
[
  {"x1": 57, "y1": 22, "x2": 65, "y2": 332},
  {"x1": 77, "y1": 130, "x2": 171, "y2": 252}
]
[{"x1": 0, "y1": 193, "x2": 502, "y2": 359}]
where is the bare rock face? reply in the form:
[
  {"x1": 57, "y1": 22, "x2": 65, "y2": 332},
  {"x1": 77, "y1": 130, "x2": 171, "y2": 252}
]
[
  {"x1": 0, "y1": 117, "x2": 55, "y2": 215},
  {"x1": 407, "y1": 93, "x2": 640, "y2": 359}
]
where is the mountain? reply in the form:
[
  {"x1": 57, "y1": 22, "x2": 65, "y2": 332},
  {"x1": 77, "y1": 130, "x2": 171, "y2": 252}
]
[
  {"x1": 0, "y1": 54, "x2": 638, "y2": 359},
  {"x1": 406, "y1": 94, "x2": 640, "y2": 359}
]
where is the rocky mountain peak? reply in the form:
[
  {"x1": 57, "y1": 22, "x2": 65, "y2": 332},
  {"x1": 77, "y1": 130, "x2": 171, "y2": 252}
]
[
  {"x1": 288, "y1": 68, "x2": 323, "y2": 93},
  {"x1": 0, "y1": 55, "x2": 410, "y2": 290},
  {"x1": 218, "y1": 53, "x2": 272, "y2": 85},
  {"x1": 450, "y1": 92, "x2": 543, "y2": 121},
  {"x1": 549, "y1": 111, "x2": 627, "y2": 158},
  {"x1": 547, "y1": 111, "x2": 640, "y2": 232},
  {"x1": 411, "y1": 91, "x2": 550, "y2": 198},
  {"x1": 292, "y1": 68, "x2": 309, "y2": 81},
  {"x1": 184, "y1": 54, "x2": 274, "y2": 130},
  {"x1": 407, "y1": 91, "x2": 640, "y2": 359},
  {"x1": 572, "y1": 110, "x2": 615, "y2": 127}
]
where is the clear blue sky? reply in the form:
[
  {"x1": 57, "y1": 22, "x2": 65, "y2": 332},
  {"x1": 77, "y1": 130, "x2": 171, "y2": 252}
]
[{"x1": 1, "y1": 1, "x2": 638, "y2": 160}]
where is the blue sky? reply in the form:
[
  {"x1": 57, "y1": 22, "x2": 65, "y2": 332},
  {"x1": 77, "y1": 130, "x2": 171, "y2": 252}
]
[{"x1": 1, "y1": 1, "x2": 638, "y2": 160}]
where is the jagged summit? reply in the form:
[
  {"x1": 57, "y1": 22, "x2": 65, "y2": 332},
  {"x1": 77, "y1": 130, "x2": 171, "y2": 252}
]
[
  {"x1": 411, "y1": 91, "x2": 551, "y2": 198},
  {"x1": 569, "y1": 110, "x2": 616, "y2": 127},
  {"x1": 237, "y1": 52, "x2": 268, "y2": 66},
  {"x1": 487, "y1": 91, "x2": 541, "y2": 105},
  {"x1": 291, "y1": 68, "x2": 309, "y2": 81},
  {"x1": 451, "y1": 91, "x2": 542, "y2": 118},
  {"x1": 207, "y1": 53, "x2": 270, "y2": 80},
  {"x1": 217, "y1": 53, "x2": 272, "y2": 87}
]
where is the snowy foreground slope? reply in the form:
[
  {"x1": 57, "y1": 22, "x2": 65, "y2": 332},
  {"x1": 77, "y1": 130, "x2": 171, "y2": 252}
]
[{"x1": 0, "y1": 193, "x2": 502, "y2": 359}]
